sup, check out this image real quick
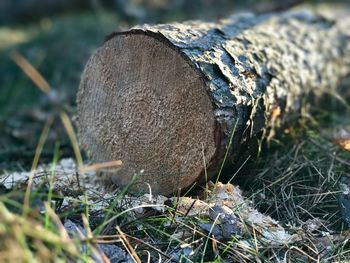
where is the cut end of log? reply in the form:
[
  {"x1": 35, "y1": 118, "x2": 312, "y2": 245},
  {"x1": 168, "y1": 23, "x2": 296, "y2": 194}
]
[{"x1": 77, "y1": 31, "x2": 219, "y2": 195}]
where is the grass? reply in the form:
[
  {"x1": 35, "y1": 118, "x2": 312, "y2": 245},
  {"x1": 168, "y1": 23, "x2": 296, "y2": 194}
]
[
  {"x1": 0, "y1": 202, "x2": 82, "y2": 262},
  {"x1": 1, "y1": 7, "x2": 350, "y2": 263},
  {"x1": 248, "y1": 102, "x2": 350, "y2": 225},
  {"x1": 1, "y1": 107, "x2": 350, "y2": 261},
  {"x1": 0, "y1": 11, "x2": 121, "y2": 170}
]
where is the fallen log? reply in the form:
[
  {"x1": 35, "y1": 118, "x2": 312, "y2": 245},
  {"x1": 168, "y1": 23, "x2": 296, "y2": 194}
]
[{"x1": 77, "y1": 10, "x2": 350, "y2": 195}]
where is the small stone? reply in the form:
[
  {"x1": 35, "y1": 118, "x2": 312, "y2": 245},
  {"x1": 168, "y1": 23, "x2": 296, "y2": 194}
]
[{"x1": 209, "y1": 204, "x2": 239, "y2": 240}]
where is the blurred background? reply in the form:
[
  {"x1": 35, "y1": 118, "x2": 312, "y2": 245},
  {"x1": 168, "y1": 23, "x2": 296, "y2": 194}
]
[{"x1": 0, "y1": 0, "x2": 348, "y2": 170}]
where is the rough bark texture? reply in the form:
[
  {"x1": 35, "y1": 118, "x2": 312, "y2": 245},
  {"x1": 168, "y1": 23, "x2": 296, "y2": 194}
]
[{"x1": 77, "y1": 9, "x2": 350, "y2": 195}]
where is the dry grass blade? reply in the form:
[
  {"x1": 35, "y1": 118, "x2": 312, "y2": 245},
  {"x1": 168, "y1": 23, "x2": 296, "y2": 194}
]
[
  {"x1": 10, "y1": 50, "x2": 85, "y2": 170},
  {"x1": 116, "y1": 226, "x2": 141, "y2": 263},
  {"x1": 23, "y1": 116, "x2": 53, "y2": 215},
  {"x1": 123, "y1": 234, "x2": 171, "y2": 260},
  {"x1": 0, "y1": 203, "x2": 79, "y2": 257},
  {"x1": 10, "y1": 51, "x2": 51, "y2": 94},
  {"x1": 81, "y1": 160, "x2": 123, "y2": 172},
  {"x1": 252, "y1": 225, "x2": 259, "y2": 254},
  {"x1": 45, "y1": 203, "x2": 71, "y2": 241},
  {"x1": 60, "y1": 111, "x2": 84, "y2": 169},
  {"x1": 81, "y1": 214, "x2": 108, "y2": 263},
  {"x1": 201, "y1": 213, "x2": 221, "y2": 263},
  {"x1": 82, "y1": 213, "x2": 93, "y2": 240},
  {"x1": 285, "y1": 246, "x2": 319, "y2": 262}
]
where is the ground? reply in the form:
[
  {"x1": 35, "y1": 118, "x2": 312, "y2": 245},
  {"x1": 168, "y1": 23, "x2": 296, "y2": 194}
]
[{"x1": 0, "y1": 5, "x2": 350, "y2": 263}]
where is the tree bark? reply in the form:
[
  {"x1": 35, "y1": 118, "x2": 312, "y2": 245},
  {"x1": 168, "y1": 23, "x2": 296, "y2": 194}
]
[{"x1": 77, "y1": 9, "x2": 350, "y2": 195}]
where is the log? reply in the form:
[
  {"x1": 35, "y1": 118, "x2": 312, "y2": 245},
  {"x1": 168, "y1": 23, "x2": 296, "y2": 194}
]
[{"x1": 77, "y1": 10, "x2": 350, "y2": 195}]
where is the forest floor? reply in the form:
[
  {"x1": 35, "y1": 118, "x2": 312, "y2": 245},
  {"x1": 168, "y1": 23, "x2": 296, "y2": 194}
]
[{"x1": 1, "y1": 8, "x2": 350, "y2": 263}]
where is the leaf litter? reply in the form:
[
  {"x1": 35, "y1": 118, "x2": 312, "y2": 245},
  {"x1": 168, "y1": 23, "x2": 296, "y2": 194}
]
[{"x1": 2, "y1": 158, "x2": 345, "y2": 262}]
